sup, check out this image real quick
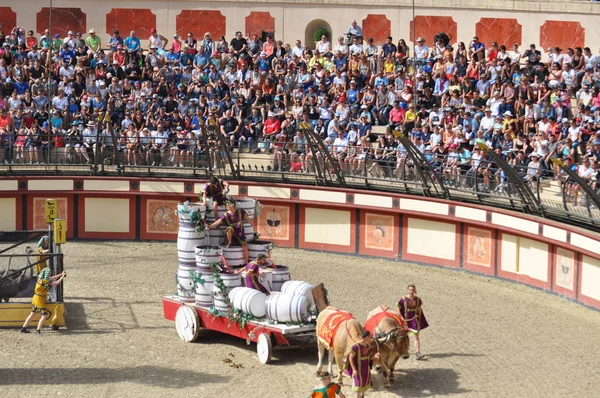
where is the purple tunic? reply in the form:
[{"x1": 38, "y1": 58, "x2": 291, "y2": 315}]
[
  {"x1": 220, "y1": 208, "x2": 247, "y2": 244},
  {"x1": 343, "y1": 342, "x2": 372, "y2": 393},
  {"x1": 244, "y1": 261, "x2": 269, "y2": 294},
  {"x1": 398, "y1": 296, "x2": 429, "y2": 333},
  {"x1": 205, "y1": 181, "x2": 226, "y2": 206}
]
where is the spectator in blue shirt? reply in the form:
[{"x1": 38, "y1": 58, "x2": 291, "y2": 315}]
[
  {"x1": 193, "y1": 47, "x2": 209, "y2": 69},
  {"x1": 60, "y1": 44, "x2": 75, "y2": 65},
  {"x1": 108, "y1": 30, "x2": 123, "y2": 53},
  {"x1": 470, "y1": 36, "x2": 485, "y2": 62},
  {"x1": 334, "y1": 52, "x2": 347, "y2": 73},
  {"x1": 164, "y1": 47, "x2": 180, "y2": 66},
  {"x1": 13, "y1": 76, "x2": 29, "y2": 95},
  {"x1": 179, "y1": 47, "x2": 193, "y2": 68},
  {"x1": 124, "y1": 30, "x2": 141, "y2": 53}
]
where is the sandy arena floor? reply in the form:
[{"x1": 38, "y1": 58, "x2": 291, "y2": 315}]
[{"x1": 1, "y1": 241, "x2": 599, "y2": 398}]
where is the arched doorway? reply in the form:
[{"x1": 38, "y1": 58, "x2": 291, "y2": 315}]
[{"x1": 305, "y1": 19, "x2": 332, "y2": 50}]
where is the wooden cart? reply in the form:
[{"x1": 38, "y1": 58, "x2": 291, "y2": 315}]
[{"x1": 162, "y1": 295, "x2": 316, "y2": 364}]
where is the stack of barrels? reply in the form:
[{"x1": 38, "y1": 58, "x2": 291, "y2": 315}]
[{"x1": 176, "y1": 199, "x2": 313, "y2": 324}]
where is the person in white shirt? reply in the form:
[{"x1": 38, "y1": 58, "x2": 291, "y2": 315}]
[
  {"x1": 315, "y1": 36, "x2": 331, "y2": 54},
  {"x1": 348, "y1": 20, "x2": 363, "y2": 37},
  {"x1": 333, "y1": 37, "x2": 348, "y2": 56},
  {"x1": 583, "y1": 47, "x2": 597, "y2": 70},
  {"x1": 414, "y1": 38, "x2": 429, "y2": 62},
  {"x1": 51, "y1": 91, "x2": 69, "y2": 111},
  {"x1": 349, "y1": 37, "x2": 363, "y2": 56},
  {"x1": 573, "y1": 158, "x2": 594, "y2": 205},
  {"x1": 291, "y1": 40, "x2": 304, "y2": 58},
  {"x1": 509, "y1": 43, "x2": 521, "y2": 64},
  {"x1": 332, "y1": 131, "x2": 349, "y2": 161},
  {"x1": 479, "y1": 109, "x2": 495, "y2": 135},
  {"x1": 486, "y1": 92, "x2": 502, "y2": 117}
]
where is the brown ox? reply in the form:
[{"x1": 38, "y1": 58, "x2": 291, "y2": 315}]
[
  {"x1": 365, "y1": 305, "x2": 410, "y2": 387},
  {"x1": 315, "y1": 307, "x2": 365, "y2": 383}
]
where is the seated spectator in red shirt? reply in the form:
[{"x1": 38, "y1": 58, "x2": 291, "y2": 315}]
[
  {"x1": 388, "y1": 101, "x2": 405, "y2": 129},
  {"x1": 263, "y1": 112, "x2": 281, "y2": 140}
]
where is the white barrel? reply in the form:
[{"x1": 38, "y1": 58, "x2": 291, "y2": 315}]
[
  {"x1": 206, "y1": 227, "x2": 226, "y2": 246},
  {"x1": 236, "y1": 198, "x2": 257, "y2": 218},
  {"x1": 265, "y1": 292, "x2": 310, "y2": 323},
  {"x1": 178, "y1": 202, "x2": 207, "y2": 221},
  {"x1": 195, "y1": 245, "x2": 222, "y2": 270},
  {"x1": 247, "y1": 240, "x2": 274, "y2": 260},
  {"x1": 178, "y1": 219, "x2": 206, "y2": 267},
  {"x1": 176, "y1": 264, "x2": 196, "y2": 303},
  {"x1": 205, "y1": 205, "x2": 227, "y2": 223},
  {"x1": 270, "y1": 266, "x2": 291, "y2": 292},
  {"x1": 194, "y1": 272, "x2": 215, "y2": 307},
  {"x1": 244, "y1": 222, "x2": 256, "y2": 243},
  {"x1": 212, "y1": 273, "x2": 243, "y2": 312},
  {"x1": 229, "y1": 287, "x2": 267, "y2": 318},
  {"x1": 281, "y1": 280, "x2": 314, "y2": 308},
  {"x1": 222, "y1": 246, "x2": 245, "y2": 268},
  {"x1": 258, "y1": 270, "x2": 273, "y2": 291}
]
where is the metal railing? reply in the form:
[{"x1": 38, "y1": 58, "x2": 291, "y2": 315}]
[{"x1": 1, "y1": 127, "x2": 599, "y2": 232}]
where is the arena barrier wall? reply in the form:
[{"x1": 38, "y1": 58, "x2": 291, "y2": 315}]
[{"x1": 0, "y1": 176, "x2": 598, "y2": 311}]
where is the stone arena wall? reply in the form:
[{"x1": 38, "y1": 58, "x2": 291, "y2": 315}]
[{"x1": 0, "y1": 176, "x2": 599, "y2": 311}]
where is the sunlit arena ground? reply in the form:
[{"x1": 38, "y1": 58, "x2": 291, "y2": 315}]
[{"x1": 1, "y1": 241, "x2": 599, "y2": 398}]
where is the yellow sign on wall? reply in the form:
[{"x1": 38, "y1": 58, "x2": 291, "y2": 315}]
[
  {"x1": 54, "y1": 219, "x2": 66, "y2": 244},
  {"x1": 45, "y1": 199, "x2": 57, "y2": 223}
]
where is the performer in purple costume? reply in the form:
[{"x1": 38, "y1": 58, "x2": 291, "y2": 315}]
[
  {"x1": 397, "y1": 283, "x2": 428, "y2": 360},
  {"x1": 202, "y1": 175, "x2": 229, "y2": 218},
  {"x1": 235, "y1": 253, "x2": 270, "y2": 294},
  {"x1": 343, "y1": 330, "x2": 376, "y2": 398},
  {"x1": 208, "y1": 200, "x2": 250, "y2": 263}
]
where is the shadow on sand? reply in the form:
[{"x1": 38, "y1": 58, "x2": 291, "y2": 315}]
[{"x1": 0, "y1": 365, "x2": 230, "y2": 387}]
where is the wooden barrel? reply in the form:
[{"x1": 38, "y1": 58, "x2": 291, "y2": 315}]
[
  {"x1": 269, "y1": 266, "x2": 291, "y2": 292},
  {"x1": 265, "y1": 292, "x2": 310, "y2": 323},
  {"x1": 205, "y1": 205, "x2": 227, "y2": 223},
  {"x1": 176, "y1": 264, "x2": 196, "y2": 303},
  {"x1": 244, "y1": 222, "x2": 256, "y2": 243},
  {"x1": 194, "y1": 271, "x2": 215, "y2": 307},
  {"x1": 247, "y1": 240, "x2": 274, "y2": 260},
  {"x1": 281, "y1": 280, "x2": 315, "y2": 308},
  {"x1": 212, "y1": 273, "x2": 243, "y2": 313},
  {"x1": 178, "y1": 219, "x2": 206, "y2": 267},
  {"x1": 222, "y1": 246, "x2": 245, "y2": 268},
  {"x1": 178, "y1": 202, "x2": 207, "y2": 221},
  {"x1": 206, "y1": 227, "x2": 226, "y2": 246},
  {"x1": 236, "y1": 198, "x2": 257, "y2": 218},
  {"x1": 229, "y1": 287, "x2": 267, "y2": 318},
  {"x1": 195, "y1": 245, "x2": 222, "y2": 271}
]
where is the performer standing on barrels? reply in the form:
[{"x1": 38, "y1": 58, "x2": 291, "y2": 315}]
[
  {"x1": 310, "y1": 371, "x2": 346, "y2": 398},
  {"x1": 344, "y1": 330, "x2": 377, "y2": 398},
  {"x1": 20, "y1": 267, "x2": 66, "y2": 335},
  {"x1": 397, "y1": 283, "x2": 428, "y2": 360},
  {"x1": 234, "y1": 253, "x2": 270, "y2": 294},
  {"x1": 202, "y1": 175, "x2": 229, "y2": 218},
  {"x1": 207, "y1": 200, "x2": 249, "y2": 263}
]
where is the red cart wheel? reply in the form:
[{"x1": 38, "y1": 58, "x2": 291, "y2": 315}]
[
  {"x1": 256, "y1": 333, "x2": 273, "y2": 364},
  {"x1": 175, "y1": 305, "x2": 201, "y2": 342}
]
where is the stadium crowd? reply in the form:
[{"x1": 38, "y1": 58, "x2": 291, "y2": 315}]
[{"x1": 0, "y1": 24, "x2": 599, "y2": 204}]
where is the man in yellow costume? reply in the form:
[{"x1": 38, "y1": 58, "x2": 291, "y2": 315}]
[{"x1": 20, "y1": 267, "x2": 66, "y2": 335}]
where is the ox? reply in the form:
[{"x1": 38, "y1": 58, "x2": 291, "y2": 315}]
[
  {"x1": 364, "y1": 305, "x2": 410, "y2": 387},
  {"x1": 316, "y1": 307, "x2": 366, "y2": 383}
]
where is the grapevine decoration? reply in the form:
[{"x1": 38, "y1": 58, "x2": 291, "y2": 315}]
[
  {"x1": 190, "y1": 210, "x2": 207, "y2": 235},
  {"x1": 177, "y1": 201, "x2": 207, "y2": 235}
]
